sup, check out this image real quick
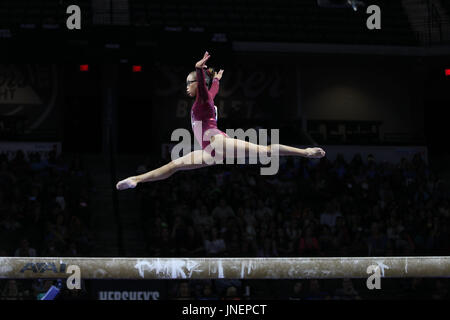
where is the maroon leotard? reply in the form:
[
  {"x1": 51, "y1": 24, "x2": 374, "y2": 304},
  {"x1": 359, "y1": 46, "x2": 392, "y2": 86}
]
[{"x1": 190, "y1": 67, "x2": 228, "y2": 154}]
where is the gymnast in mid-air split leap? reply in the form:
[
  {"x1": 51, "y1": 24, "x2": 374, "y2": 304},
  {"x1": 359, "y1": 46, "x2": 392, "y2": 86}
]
[{"x1": 116, "y1": 51, "x2": 325, "y2": 190}]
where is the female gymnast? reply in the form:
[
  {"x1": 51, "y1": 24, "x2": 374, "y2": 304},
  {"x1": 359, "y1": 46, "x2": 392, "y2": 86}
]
[{"x1": 116, "y1": 51, "x2": 325, "y2": 190}]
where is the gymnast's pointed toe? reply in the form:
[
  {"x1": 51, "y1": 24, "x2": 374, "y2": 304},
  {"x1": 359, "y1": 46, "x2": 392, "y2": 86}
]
[{"x1": 116, "y1": 177, "x2": 137, "y2": 190}]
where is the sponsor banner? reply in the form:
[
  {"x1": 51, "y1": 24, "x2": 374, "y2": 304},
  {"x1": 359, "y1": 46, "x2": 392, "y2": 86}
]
[{"x1": 91, "y1": 280, "x2": 167, "y2": 300}]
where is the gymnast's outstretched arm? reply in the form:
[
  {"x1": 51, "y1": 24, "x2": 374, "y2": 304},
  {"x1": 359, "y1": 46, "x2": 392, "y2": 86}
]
[{"x1": 195, "y1": 52, "x2": 210, "y2": 102}]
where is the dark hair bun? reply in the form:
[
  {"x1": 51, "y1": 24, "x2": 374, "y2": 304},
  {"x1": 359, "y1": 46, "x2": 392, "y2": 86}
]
[
  {"x1": 204, "y1": 67, "x2": 215, "y2": 88},
  {"x1": 206, "y1": 67, "x2": 215, "y2": 77}
]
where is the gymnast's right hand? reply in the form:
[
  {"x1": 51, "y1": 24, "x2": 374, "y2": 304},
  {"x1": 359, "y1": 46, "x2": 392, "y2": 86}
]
[
  {"x1": 116, "y1": 177, "x2": 138, "y2": 190},
  {"x1": 214, "y1": 69, "x2": 224, "y2": 80},
  {"x1": 195, "y1": 51, "x2": 210, "y2": 69}
]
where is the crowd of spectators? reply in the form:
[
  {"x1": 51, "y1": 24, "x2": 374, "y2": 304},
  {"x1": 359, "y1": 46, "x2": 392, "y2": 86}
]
[
  {"x1": 136, "y1": 151, "x2": 450, "y2": 299},
  {"x1": 166, "y1": 276, "x2": 450, "y2": 300},
  {"x1": 1, "y1": 148, "x2": 449, "y2": 300},
  {"x1": 0, "y1": 149, "x2": 94, "y2": 300}
]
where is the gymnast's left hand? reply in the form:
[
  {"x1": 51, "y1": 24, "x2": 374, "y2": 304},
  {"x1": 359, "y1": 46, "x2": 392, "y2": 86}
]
[{"x1": 195, "y1": 51, "x2": 211, "y2": 69}]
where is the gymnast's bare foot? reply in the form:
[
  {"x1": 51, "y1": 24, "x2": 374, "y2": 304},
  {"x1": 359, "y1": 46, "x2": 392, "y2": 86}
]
[
  {"x1": 305, "y1": 147, "x2": 326, "y2": 158},
  {"x1": 116, "y1": 177, "x2": 138, "y2": 190}
]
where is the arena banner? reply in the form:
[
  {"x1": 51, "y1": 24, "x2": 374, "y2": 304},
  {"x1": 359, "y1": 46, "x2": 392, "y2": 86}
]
[
  {"x1": 0, "y1": 64, "x2": 60, "y2": 139},
  {"x1": 0, "y1": 141, "x2": 61, "y2": 160},
  {"x1": 90, "y1": 280, "x2": 167, "y2": 300}
]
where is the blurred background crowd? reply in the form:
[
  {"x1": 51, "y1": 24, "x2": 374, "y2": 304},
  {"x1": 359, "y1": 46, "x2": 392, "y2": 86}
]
[
  {"x1": 0, "y1": 148, "x2": 449, "y2": 300},
  {"x1": 138, "y1": 150, "x2": 449, "y2": 300},
  {"x1": 0, "y1": 150, "x2": 93, "y2": 300},
  {"x1": 139, "y1": 152, "x2": 449, "y2": 259}
]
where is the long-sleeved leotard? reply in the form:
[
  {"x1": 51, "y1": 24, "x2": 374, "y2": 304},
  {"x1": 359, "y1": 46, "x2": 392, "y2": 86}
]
[{"x1": 190, "y1": 67, "x2": 228, "y2": 155}]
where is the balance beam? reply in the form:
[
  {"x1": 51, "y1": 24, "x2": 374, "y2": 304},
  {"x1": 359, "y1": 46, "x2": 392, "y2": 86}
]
[{"x1": 1, "y1": 257, "x2": 449, "y2": 280}]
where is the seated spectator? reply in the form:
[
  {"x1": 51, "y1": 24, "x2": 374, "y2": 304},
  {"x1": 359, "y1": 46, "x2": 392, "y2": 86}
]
[
  {"x1": 298, "y1": 227, "x2": 320, "y2": 256},
  {"x1": 226, "y1": 232, "x2": 242, "y2": 257},
  {"x1": 204, "y1": 227, "x2": 226, "y2": 256},
  {"x1": 42, "y1": 240, "x2": 60, "y2": 257},
  {"x1": 223, "y1": 286, "x2": 241, "y2": 300},
  {"x1": 217, "y1": 219, "x2": 229, "y2": 239},
  {"x1": 171, "y1": 215, "x2": 187, "y2": 250},
  {"x1": 234, "y1": 207, "x2": 246, "y2": 234},
  {"x1": 1, "y1": 212, "x2": 21, "y2": 233},
  {"x1": 288, "y1": 281, "x2": 305, "y2": 300},
  {"x1": 243, "y1": 206, "x2": 257, "y2": 230},
  {"x1": 0, "y1": 161, "x2": 16, "y2": 187},
  {"x1": 239, "y1": 239, "x2": 257, "y2": 257},
  {"x1": 198, "y1": 282, "x2": 218, "y2": 300},
  {"x1": 334, "y1": 216, "x2": 351, "y2": 254},
  {"x1": 386, "y1": 216, "x2": 400, "y2": 240},
  {"x1": 215, "y1": 279, "x2": 242, "y2": 298},
  {"x1": 175, "y1": 281, "x2": 193, "y2": 300},
  {"x1": 14, "y1": 239, "x2": 36, "y2": 257},
  {"x1": 179, "y1": 226, "x2": 204, "y2": 256},
  {"x1": 255, "y1": 199, "x2": 273, "y2": 221},
  {"x1": 153, "y1": 227, "x2": 175, "y2": 256},
  {"x1": 257, "y1": 237, "x2": 278, "y2": 257},
  {"x1": 385, "y1": 239, "x2": 396, "y2": 256},
  {"x1": 64, "y1": 242, "x2": 79, "y2": 257},
  {"x1": 1, "y1": 280, "x2": 24, "y2": 300},
  {"x1": 147, "y1": 215, "x2": 164, "y2": 244},
  {"x1": 275, "y1": 227, "x2": 293, "y2": 256},
  {"x1": 212, "y1": 199, "x2": 235, "y2": 226},
  {"x1": 333, "y1": 278, "x2": 361, "y2": 300},
  {"x1": 302, "y1": 207, "x2": 318, "y2": 230},
  {"x1": 367, "y1": 222, "x2": 387, "y2": 256},
  {"x1": 244, "y1": 220, "x2": 257, "y2": 242},
  {"x1": 404, "y1": 278, "x2": 428, "y2": 299},
  {"x1": 432, "y1": 280, "x2": 449, "y2": 300},
  {"x1": 194, "y1": 205, "x2": 214, "y2": 229},
  {"x1": 54, "y1": 214, "x2": 68, "y2": 243},
  {"x1": 320, "y1": 202, "x2": 342, "y2": 229},
  {"x1": 304, "y1": 280, "x2": 330, "y2": 300},
  {"x1": 68, "y1": 217, "x2": 83, "y2": 242},
  {"x1": 318, "y1": 225, "x2": 335, "y2": 255},
  {"x1": 396, "y1": 230, "x2": 415, "y2": 255},
  {"x1": 284, "y1": 218, "x2": 300, "y2": 242},
  {"x1": 43, "y1": 222, "x2": 65, "y2": 252}
]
